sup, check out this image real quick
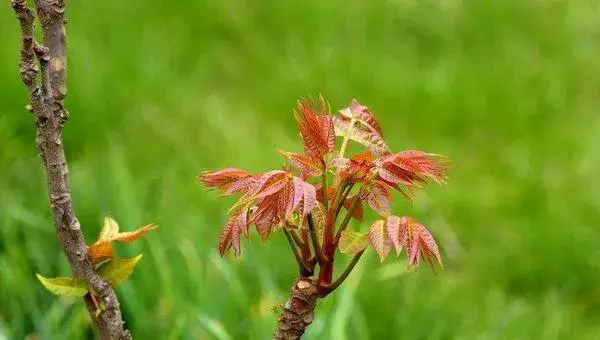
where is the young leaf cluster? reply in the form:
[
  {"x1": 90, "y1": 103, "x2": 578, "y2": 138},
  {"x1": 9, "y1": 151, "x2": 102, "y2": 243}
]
[
  {"x1": 37, "y1": 218, "x2": 156, "y2": 312},
  {"x1": 199, "y1": 96, "x2": 448, "y2": 296}
]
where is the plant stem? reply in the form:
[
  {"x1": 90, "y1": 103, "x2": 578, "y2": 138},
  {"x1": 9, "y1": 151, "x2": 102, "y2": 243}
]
[
  {"x1": 301, "y1": 231, "x2": 312, "y2": 265},
  {"x1": 11, "y1": 1, "x2": 130, "y2": 338},
  {"x1": 323, "y1": 250, "x2": 365, "y2": 296},
  {"x1": 335, "y1": 194, "x2": 362, "y2": 244},
  {"x1": 321, "y1": 168, "x2": 328, "y2": 210},
  {"x1": 284, "y1": 229, "x2": 311, "y2": 276},
  {"x1": 338, "y1": 118, "x2": 357, "y2": 159},
  {"x1": 289, "y1": 229, "x2": 305, "y2": 249},
  {"x1": 333, "y1": 183, "x2": 354, "y2": 223},
  {"x1": 307, "y1": 214, "x2": 327, "y2": 265}
]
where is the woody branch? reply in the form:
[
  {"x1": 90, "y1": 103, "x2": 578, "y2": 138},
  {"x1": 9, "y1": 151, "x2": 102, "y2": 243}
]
[{"x1": 11, "y1": 0, "x2": 131, "y2": 338}]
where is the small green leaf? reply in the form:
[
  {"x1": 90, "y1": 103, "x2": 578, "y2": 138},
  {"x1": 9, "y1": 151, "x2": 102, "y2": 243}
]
[
  {"x1": 311, "y1": 201, "x2": 327, "y2": 242},
  {"x1": 97, "y1": 255, "x2": 143, "y2": 287},
  {"x1": 36, "y1": 274, "x2": 88, "y2": 297},
  {"x1": 338, "y1": 229, "x2": 369, "y2": 255}
]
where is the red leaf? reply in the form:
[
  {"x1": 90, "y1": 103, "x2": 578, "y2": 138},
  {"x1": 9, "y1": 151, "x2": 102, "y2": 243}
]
[
  {"x1": 251, "y1": 170, "x2": 290, "y2": 199},
  {"x1": 279, "y1": 150, "x2": 324, "y2": 178},
  {"x1": 379, "y1": 151, "x2": 448, "y2": 187},
  {"x1": 225, "y1": 175, "x2": 259, "y2": 196},
  {"x1": 218, "y1": 223, "x2": 233, "y2": 257},
  {"x1": 231, "y1": 220, "x2": 241, "y2": 256},
  {"x1": 368, "y1": 220, "x2": 392, "y2": 262},
  {"x1": 238, "y1": 207, "x2": 250, "y2": 238},
  {"x1": 294, "y1": 97, "x2": 335, "y2": 158},
  {"x1": 350, "y1": 151, "x2": 374, "y2": 164},
  {"x1": 279, "y1": 181, "x2": 295, "y2": 220},
  {"x1": 330, "y1": 154, "x2": 374, "y2": 182},
  {"x1": 256, "y1": 221, "x2": 272, "y2": 242},
  {"x1": 218, "y1": 210, "x2": 250, "y2": 257},
  {"x1": 416, "y1": 224, "x2": 443, "y2": 268},
  {"x1": 198, "y1": 168, "x2": 251, "y2": 193},
  {"x1": 359, "y1": 180, "x2": 391, "y2": 216}
]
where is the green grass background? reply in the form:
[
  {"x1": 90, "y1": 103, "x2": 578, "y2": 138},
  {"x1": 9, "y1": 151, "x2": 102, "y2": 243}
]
[{"x1": 2, "y1": 0, "x2": 600, "y2": 339}]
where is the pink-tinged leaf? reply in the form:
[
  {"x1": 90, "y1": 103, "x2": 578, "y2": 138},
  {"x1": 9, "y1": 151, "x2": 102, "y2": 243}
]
[
  {"x1": 416, "y1": 224, "x2": 443, "y2": 268},
  {"x1": 396, "y1": 218, "x2": 444, "y2": 270},
  {"x1": 219, "y1": 210, "x2": 251, "y2": 257},
  {"x1": 301, "y1": 181, "x2": 317, "y2": 216},
  {"x1": 278, "y1": 181, "x2": 295, "y2": 220},
  {"x1": 218, "y1": 223, "x2": 233, "y2": 257},
  {"x1": 251, "y1": 194, "x2": 278, "y2": 225},
  {"x1": 339, "y1": 229, "x2": 369, "y2": 254},
  {"x1": 279, "y1": 150, "x2": 324, "y2": 177},
  {"x1": 407, "y1": 225, "x2": 420, "y2": 266},
  {"x1": 359, "y1": 181, "x2": 391, "y2": 217},
  {"x1": 398, "y1": 216, "x2": 409, "y2": 250},
  {"x1": 251, "y1": 170, "x2": 290, "y2": 199},
  {"x1": 386, "y1": 215, "x2": 402, "y2": 255},
  {"x1": 333, "y1": 116, "x2": 389, "y2": 156},
  {"x1": 198, "y1": 168, "x2": 251, "y2": 191},
  {"x1": 338, "y1": 99, "x2": 384, "y2": 136},
  {"x1": 225, "y1": 175, "x2": 259, "y2": 196},
  {"x1": 368, "y1": 220, "x2": 392, "y2": 262},
  {"x1": 292, "y1": 177, "x2": 305, "y2": 213}
]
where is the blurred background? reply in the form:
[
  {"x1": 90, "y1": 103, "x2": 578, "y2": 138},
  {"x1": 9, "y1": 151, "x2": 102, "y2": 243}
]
[{"x1": 1, "y1": 0, "x2": 600, "y2": 339}]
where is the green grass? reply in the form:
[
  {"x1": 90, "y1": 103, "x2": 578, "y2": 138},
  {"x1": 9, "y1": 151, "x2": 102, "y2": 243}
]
[{"x1": 2, "y1": 0, "x2": 600, "y2": 338}]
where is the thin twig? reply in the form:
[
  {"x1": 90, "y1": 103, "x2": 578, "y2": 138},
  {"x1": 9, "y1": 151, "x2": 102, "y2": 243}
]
[
  {"x1": 321, "y1": 170, "x2": 328, "y2": 210},
  {"x1": 334, "y1": 194, "x2": 361, "y2": 244},
  {"x1": 284, "y1": 229, "x2": 311, "y2": 276},
  {"x1": 10, "y1": 1, "x2": 130, "y2": 338},
  {"x1": 307, "y1": 214, "x2": 327, "y2": 265},
  {"x1": 323, "y1": 250, "x2": 365, "y2": 296},
  {"x1": 332, "y1": 183, "x2": 354, "y2": 223},
  {"x1": 289, "y1": 229, "x2": 305, "y2": 249}
]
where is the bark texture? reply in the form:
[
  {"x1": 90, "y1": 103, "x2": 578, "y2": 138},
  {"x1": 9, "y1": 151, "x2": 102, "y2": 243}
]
[
  {"x1": 11, "y1": 1, "x2": 131, "y2": 339},
  {"x1": 274, "y1": 278, "x2": 319, "y2": 340}
]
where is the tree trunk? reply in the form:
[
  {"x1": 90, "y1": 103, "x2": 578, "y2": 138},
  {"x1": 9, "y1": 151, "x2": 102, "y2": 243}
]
[
  {"x1": 10, "y1": 1, "x2": 131, "y2": 338},
  {"x1": 274, "y1": 278, "x2": 319, "y2": 340}
]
